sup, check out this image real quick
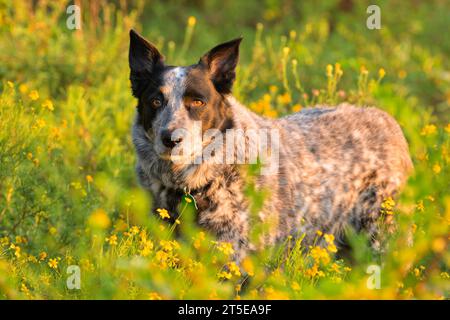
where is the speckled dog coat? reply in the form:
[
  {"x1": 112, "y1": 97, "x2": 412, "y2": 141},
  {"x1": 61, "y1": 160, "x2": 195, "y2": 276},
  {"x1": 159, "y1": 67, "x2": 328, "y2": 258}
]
[{"x1": 129, "y1": 30, "x2": 413, "y2": 261}]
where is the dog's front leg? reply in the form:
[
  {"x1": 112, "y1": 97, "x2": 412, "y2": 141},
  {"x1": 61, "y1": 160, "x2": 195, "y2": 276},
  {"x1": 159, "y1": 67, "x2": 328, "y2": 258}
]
[
  {"x1": 198, "y1": 208, "x2": 249, "y2": 263},
  {"x1": 136, "y1": 166, "x2": 183, "y2": 222},
  {"x1": 151, "y1": 186, "x2": 184, "y2": 223}
]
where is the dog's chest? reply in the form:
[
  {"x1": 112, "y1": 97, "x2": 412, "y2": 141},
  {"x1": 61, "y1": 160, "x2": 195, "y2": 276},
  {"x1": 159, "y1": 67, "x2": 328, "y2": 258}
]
[{"x1": 155, "y1": 167, "x2": 247, "y2": 226}]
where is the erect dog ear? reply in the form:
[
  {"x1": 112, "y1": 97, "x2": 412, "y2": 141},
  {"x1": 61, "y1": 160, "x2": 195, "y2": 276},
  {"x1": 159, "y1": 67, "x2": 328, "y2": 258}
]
[
  {"x1": 199, "y1": 37, "x2": 242, "y2": 94},
  {"x1": 129, "y1": 29, "x2": 164, "y2": 97}
]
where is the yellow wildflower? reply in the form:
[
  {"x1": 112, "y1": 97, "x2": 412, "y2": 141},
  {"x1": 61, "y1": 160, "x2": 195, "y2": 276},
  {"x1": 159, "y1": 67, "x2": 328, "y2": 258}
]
[
  {"x1": 130, "y1": 225, "x2": 140, "y2": 235},
  {"x1": 156, "y1": 208, "x2": 170, "y2": 219},
  {"x1": 15, "y1": 236, "x2": 27, "y2": 244},
  {"x1": 6, "y1": 188, "x2": 13, "y2": 204},
  {"x1": 42, "y1": 99, "x2": 54, "y2": 111},
  {"x1": 265, "y1": 286, "x2": 289, "y2": 299},
  {"x1": 0, "y1": 236, "x2": 9, "y2": 246},
  {"x1": 324, "y1": 233, "x2": 335, "y2": 244},
  {"x1": 193, "y1": 232, "x2": 206, "y2": 249},
  {"x1": 139, "y1": 240, "x2": 154, "y2": 257},
  {"x1": 289, "y1": 30, "x2": 297, "y2": 39},
  {"x1": 292, "y1": 104, "x2": 302, "y2": 112},
  {"x1": 217, "y1": 271, "x2": 232, "y2": 280},
  {"x1": 160, "y1": 239, "x2": 180, "y2": 252},
  {"x1": 148, "y1": 292, "x2": 163, "y2": 300},
  {"x1": 326, "y1": 64, "x2": 333, "y2": 77},
  {"x1": 39, "y1": 274, "x2": 51, "y2": 286},
  {"x1": 398, "y1": 70, "x2": 407, "y2": 79},
  {"x1": 86, "y1": 175, "x2": 93, "y2": 183},
  {"x1": 305, "y1": 264, "x2": 320, "y2": 278},
  {"x1": 39, "y1": 252, "x2": 47, "y2": 261},
  {"x1": 327, "y1": 243, "x2": 338, "y2": 253},
  {"x1": 48, "y1": 258, "x2": 59, "y2": 269},
  {"x1": 420, "y1": 124, "x2": 437, "y2": 136},
  {"x1": 7, "y1": 81, "x2": 14, "y2": 88},
  {"x1": 330, "y1": 263, "x2": 341, "y2": 273},
  {"x1": 291, "y1": 281, "x2": 301, "y2": 291},
  {"x1": 445, "y1": 123, "x2": 450, "y2": 133},
  {"x1": 416, "y1": 200, "x2": 425, "y2": 212},
  {"x1": 21, "y1": 283, "x2": 30, "y2": 295},
  {"x1": 29, "y1": 90, "x2": 39, "y2": 101},
  {"x1": 277, "y1": 92, "x2": 291, "y2": 105},
  {"x1": 105, "y1": 234, "x2": 118, "y2": 246},
  {"x1": 381, "y1": 197, "x2": 396, "y2": 215},
  {"x1": 216, "y1": 242, "x2": 234, "y2": 256},
  {"x1": 309, "y1": 246, "x2": 330, "y2": 264},
  {"x1": 378, "y1": 68, "x2": 386, "y2": 79},
  {"x1": 33, "y1": 119, "x2": 46, "y2": 130},
  {"x1": 432, "y1": 163, "x2": 441, "y2": 174},
  {"x1": 187, "y1": 16, "x2": 196, "y2": 27},
  {"x1": 88, "y1": 208, "x2": 111, "y2": 229},
  {"x1": 323, "y1": 234, "x2": 338, "y2": 252},
  {"x1": 10, "y1": 244, "x2": 21, "y2": 258},
  {"x1": 360, "y1": 66, "x2": 368, "y2": 75},
  {"x1": 19, "y1": 84, "x2": 28, "y2": 94},
  {"x1": 269, "y1": 85, "x2": 278, "y2": 94},
  {"x1": 264, "y1": 109, "x2": 278, "y2": 118},
  {"x1": 227, "y1": 262, "x2": 241, "y2": 277},
  {"x1": 431, "y1": 237, "x2": 446, "y2": 253},
  {"x1": 139, "y1": 229, "x2": 148, "y2": 241}
]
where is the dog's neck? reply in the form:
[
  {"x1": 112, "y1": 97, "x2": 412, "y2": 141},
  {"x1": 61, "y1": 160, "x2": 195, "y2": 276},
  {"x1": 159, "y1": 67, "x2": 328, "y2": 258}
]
[{"x1": 226, "y1": 95, "x2": 271, "y2": 131}]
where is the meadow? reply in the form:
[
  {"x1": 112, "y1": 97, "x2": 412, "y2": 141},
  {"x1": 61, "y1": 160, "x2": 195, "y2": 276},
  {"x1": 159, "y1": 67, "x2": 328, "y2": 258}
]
[{"x1": 0, "y1": 0, "x2": 449, "y2": 299}]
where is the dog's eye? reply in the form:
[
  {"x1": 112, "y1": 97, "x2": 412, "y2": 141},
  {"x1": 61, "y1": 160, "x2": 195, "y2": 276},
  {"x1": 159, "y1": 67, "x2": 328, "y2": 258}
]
[
  {"x1": 189, "y1": 99, "x2": 205, "y2": 108},
  {"x1": 151, "y1": 98, "x2": 162, "y2": 108}
]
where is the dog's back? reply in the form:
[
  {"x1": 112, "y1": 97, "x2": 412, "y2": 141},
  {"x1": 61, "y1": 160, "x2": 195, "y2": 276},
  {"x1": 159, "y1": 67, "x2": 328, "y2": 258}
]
[{"x1": 255, "y1": 103, "x2": 413, "y2": 246}]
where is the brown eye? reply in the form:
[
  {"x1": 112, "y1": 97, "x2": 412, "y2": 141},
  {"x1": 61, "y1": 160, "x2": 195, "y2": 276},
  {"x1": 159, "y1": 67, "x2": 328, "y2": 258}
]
[
  {"x1": 190, "y1": 99, "x2": 205, "y2": 108},
  {"x1": 151, "y1": 98, "x2": 162, "y2": 108}
]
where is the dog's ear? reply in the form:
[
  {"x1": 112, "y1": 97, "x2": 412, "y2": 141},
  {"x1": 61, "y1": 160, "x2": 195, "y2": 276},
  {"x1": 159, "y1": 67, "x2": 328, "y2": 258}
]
[
  {"x1": 129, "y1": 29, "x2": 164, "y2": 97},
  {"x1": 199, "y1": 37, "x2": 242, "y2": 94}
]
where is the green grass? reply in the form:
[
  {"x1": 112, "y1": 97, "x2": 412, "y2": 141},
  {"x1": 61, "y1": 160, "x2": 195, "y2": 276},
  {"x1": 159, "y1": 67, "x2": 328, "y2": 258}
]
[{"x1": 0, "y1": 0, "x2": 448, "y2": 299}]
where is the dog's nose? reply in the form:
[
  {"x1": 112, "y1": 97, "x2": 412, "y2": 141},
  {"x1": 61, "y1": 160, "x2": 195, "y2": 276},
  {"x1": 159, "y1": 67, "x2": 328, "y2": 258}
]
[{"x1": 161, "y1": 129, "x2": 182, "y2": 149}]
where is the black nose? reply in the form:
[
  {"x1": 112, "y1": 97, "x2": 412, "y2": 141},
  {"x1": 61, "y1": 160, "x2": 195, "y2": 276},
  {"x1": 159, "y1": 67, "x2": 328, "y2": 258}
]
[{"x1": 161, "y1": 129, "x2": 182, "y2": 149}]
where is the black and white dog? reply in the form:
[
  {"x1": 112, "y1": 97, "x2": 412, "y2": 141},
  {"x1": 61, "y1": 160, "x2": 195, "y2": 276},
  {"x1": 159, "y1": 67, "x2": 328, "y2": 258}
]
[{"x1": 129, "y1": 29, "x2": 412, "y2": 261}]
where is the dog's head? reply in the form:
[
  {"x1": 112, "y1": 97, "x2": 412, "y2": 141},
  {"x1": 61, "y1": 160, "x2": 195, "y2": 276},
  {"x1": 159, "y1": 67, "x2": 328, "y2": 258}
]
[{"x1": 129, "y1": 30, "x2": 241, "y2": 162}]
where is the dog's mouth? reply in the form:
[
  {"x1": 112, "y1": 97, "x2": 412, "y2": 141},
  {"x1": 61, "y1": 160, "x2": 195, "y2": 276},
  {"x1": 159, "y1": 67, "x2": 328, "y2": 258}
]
[
  {"x1": 156, "y1": 146, "x2": 197, "y2": 164},
  {"x1": 158, "y1": 153, "x2": 191, "y2": 162},
  {"x1": 156, "y1": 135, "x2": 217, "y2": 164}
]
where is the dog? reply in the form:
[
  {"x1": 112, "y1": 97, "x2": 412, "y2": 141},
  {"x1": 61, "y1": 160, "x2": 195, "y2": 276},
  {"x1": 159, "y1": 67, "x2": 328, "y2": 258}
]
[{"x1": 128, "y1": 29, "x2": 413, "y2": 261}]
